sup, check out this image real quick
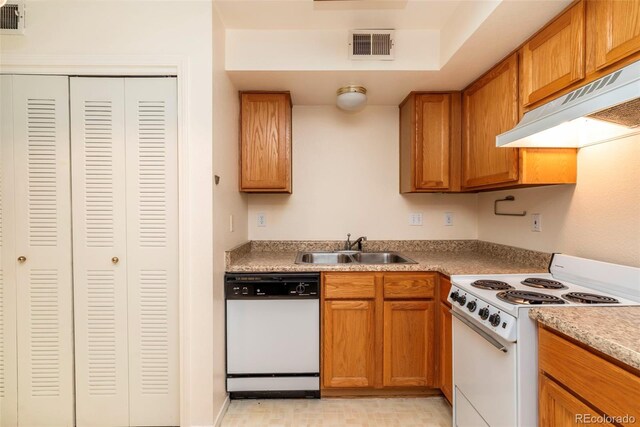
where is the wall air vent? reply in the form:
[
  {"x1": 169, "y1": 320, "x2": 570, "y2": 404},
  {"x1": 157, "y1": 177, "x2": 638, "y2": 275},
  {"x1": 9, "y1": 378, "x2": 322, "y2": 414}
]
[
  {"x1": 349, "y1": 30, "x2": 394, "y2": 60},
  {"x1": 1, "y1": 2, "x2": 25, "y2": 35}
]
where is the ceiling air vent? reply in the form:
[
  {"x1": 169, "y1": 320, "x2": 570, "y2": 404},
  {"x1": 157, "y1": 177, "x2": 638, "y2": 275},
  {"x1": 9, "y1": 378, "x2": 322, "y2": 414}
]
[
  {"x1": 1, "y1": 2, "x2": 25, "y2": 35},
  {"x1": 349, "y1": 30, "x2": 394, "y2": 60}
]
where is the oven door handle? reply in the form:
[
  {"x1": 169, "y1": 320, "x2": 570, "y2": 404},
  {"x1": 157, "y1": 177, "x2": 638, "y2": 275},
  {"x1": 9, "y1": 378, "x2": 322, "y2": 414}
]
[{"x1": 450, "y1": 309, "x2": 508, "y2": 353}]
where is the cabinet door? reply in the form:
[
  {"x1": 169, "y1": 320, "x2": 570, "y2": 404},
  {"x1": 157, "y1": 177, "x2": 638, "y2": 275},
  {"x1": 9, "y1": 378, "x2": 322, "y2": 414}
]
[
  {"x1": 382, "y1": 301, "x2": 434, "y2": 387},
  {"x1": 415, "y1": 94, "x2": 451, "y2": 190},
  {"x1": 587, "y1": 0, "x2": 640, "y2": 72},
  {"x1": 124, "y1": 78, "x2": 179, "y2": 427},
  {"x1": 0, "y1": 75, "x2": 19, "y2": 427},
  {"x1": 71, "y1": 78, "x2": 179, "y2": 426},
  {"x1": 539, "y1": 374, "x2": 612, "y2": 427},
  {"x1": 521, "y1": 1, "x2": 585, "y2": 107},
  {"x1": 462, "y1": 54, "x2": 520, "y2": 188},
  {"x1": 10, "y1": 75, "x2": 75, "y2": 427},
  {"x1": 439, "y1": 302, "x2": 452, "y2": 403},
  {"x1": 240, "y1": 92, "x2": 291, "y2": 192},
  {"x1": 323, "y1": 300, "x2": 376, "y2": 388},
  {"x1": 71, "y1": 77, "x2": 129, "y2": 427}
]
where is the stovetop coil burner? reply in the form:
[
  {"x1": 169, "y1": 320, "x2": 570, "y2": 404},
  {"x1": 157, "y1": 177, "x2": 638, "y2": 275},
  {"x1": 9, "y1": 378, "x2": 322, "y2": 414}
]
[
  {"x1": 471, "y1": 280, "x2": 514, "y2": 291},
  {"x1": 497, "y1": 290, "x2": 566, "y2": 305},
  {"x1": 562, "y1": 292, "x2": 620, "y2": 304},
  {"x1": 521, "y1": 277, "x2": 567, "y2": 290}
]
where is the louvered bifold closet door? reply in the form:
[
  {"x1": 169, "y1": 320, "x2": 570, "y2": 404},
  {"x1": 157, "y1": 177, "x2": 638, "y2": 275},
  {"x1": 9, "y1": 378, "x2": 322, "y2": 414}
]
[
  {"x1": 124, "y1": 78, "x2": 179, "y2": 426},
  {"x1": 70, "y1": 78, "x2": 129, "y2": 427},
  {"x1": 0, "y1": 75, "x2": 19, "y2": 427},
  {"x1": 11, "y1": 75, "x2": 74, "y2": 427}
]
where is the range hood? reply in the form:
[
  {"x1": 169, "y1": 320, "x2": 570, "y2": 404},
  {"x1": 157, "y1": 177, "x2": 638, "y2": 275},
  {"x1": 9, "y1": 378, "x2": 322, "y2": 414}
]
[{"x1": 497, "y1": 60, "x2": 640, "y2": 148}]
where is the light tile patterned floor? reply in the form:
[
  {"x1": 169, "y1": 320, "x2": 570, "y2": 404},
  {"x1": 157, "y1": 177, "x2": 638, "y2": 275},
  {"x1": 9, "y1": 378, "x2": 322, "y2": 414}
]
[{"x1": 221, "y1": 397, "x2": 453, "y2": 427}]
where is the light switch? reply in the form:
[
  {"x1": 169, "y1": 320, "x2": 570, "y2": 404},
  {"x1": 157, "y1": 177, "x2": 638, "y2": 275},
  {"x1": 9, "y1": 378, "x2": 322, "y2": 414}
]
[{"x1": 531, "y1": 213, "x2": 542, "y2": 232}]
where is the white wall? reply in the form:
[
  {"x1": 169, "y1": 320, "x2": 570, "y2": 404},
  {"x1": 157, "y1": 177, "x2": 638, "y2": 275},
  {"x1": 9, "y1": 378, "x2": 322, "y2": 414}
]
[
  {"x1": 478, "y1": 135, "x2": 640, "y2": 267},
  {"x1": 226, "y1": 29, "x2": 439, "y2": 71},
  {"x1": 248, "y1": 106, "x2": 478, "y2": 240},
  {"x1": 212, "y1": 3, "x2": 248, "y2": 423},
  {"x1": 1, "y1": 1, "x2": 217, "y2": 424}
]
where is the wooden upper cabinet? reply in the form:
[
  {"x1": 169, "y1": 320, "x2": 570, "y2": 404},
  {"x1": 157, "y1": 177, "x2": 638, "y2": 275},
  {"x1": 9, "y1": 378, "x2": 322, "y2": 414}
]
[
  {"x1": 240, "y1": 92, "x2": 292, "y2": 193},
  {"x1": 520, "y1": 1, "x2": 585, "y2": 107},
  {"x1": 399, "y1": 92, "x2": 461, "y2": 193},
  {"x1": 462, "y1": 54, "x2": 520, "y2": 189},
  {"x1": 587, "y1": 0, "x2": 640, "y2": 74},
  {"x1": 383, "y1": 301, "x2": 435, "y2": 387}
]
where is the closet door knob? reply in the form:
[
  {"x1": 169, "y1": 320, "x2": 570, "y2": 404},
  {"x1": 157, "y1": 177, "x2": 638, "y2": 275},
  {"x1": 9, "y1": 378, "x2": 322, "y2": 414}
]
[
  {"x1": 112, "y1": 257, "x2": 119, "y2": 264},
  {"x1": 17, "y1": 256, "x2": 27, "y2": 263}
]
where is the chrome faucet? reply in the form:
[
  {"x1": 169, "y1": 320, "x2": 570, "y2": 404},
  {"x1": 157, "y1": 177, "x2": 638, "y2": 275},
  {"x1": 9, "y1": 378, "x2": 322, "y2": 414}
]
[{"x1": 344, "y1": 233, "x2": 367, "y2": 251}]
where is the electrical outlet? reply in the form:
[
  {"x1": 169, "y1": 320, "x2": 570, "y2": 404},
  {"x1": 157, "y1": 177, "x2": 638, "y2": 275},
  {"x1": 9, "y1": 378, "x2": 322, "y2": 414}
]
[
  {"x1": 531, "y1": 213, "x2": 542, "y2": 232},
  {"x1": 229, "y1": 214, "x2": 234, "y2": 232},
  {"x1": 409, "y1": 213, "x2": 423, "y2": 226},
  {"x1": 444, "y1": 212, "x2": 454, "y2": 226},
  {"x1": 257, "y1": 212, "x2": 266, "y2": 227}
]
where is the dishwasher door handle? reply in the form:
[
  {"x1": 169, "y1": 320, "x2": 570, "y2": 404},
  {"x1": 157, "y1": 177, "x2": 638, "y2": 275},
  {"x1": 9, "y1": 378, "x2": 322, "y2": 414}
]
[{"x1": 450, "y1": 309, "x2": 509, "y2": 353}]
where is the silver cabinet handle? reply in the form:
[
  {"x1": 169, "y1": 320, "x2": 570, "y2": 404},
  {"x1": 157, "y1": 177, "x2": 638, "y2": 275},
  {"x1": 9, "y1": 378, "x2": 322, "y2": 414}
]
[
  {"x1": 112, "y1": 257, "x2": 119, "y2": 264},
  {"x1": 17, "y1": 256, "x2": 27, "y2": 263},
  {"x1": 450, "y1": 308, "x2": 509, "y2": 353}
]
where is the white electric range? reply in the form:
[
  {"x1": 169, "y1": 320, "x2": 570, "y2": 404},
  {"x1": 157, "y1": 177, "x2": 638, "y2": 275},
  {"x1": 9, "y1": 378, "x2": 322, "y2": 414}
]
[{"x1": 449, "y1": 254, "x2": 640, "y2": 427}]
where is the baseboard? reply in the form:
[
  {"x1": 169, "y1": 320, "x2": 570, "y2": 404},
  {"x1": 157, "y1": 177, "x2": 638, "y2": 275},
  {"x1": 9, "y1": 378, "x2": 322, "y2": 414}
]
[{"x1": 214, "y1": 394, "x2": 231, "y2": 427}]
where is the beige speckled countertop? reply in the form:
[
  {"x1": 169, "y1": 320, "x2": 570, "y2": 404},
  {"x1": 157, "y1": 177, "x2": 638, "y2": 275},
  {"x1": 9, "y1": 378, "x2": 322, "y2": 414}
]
[
  {"x1": 225, "y1": 240, "x2": 551, "y2": 276},
  {"x1": 529, "y1": 307, "x2": 640, "y2": 371}
]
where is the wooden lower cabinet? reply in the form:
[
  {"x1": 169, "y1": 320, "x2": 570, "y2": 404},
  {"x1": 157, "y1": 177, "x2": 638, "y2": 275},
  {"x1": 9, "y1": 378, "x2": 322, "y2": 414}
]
[
  {"x1": 323, "y1": 300, "x2": 376, "y2": 388},
  {"x1": 383, "y1": 301, "x2": 435, "y2": 387},
  {"x1": 322, "y1": 272, "x2": 449, "y2": 398},
  {"x1": 539, "y1": 374, "x2": 612, "y2": 427},
  {"x1": 537, "y1": 326, "x2": 640, "y2": 427},
  {"x1": 438, "y1": 274, "x2": 453, "y2": 403}
]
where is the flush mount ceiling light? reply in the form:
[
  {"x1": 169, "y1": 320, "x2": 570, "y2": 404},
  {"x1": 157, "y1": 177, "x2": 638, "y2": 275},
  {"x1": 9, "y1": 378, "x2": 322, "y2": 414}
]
[{"x1": 336, "y1": 85, "x2": 367, "y2": 112}]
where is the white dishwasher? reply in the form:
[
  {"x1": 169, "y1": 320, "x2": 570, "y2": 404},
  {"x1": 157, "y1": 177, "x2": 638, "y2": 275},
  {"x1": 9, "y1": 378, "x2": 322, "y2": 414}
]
[{"x1": 225, "y1": 273, "x2": 320, "y2": 398}]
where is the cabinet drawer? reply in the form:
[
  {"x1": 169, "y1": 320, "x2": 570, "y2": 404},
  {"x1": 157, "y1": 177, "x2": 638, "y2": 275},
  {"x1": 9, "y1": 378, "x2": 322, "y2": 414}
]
[
  {"x1": 539, "y1": 327, "x2": 640, "y2": 425},
  {"x1": 383, "y1": 274, "x2": 435, "y2": 299},
  {"x1": 323, "y1": 273, "x2": 376, "y2": 299}
]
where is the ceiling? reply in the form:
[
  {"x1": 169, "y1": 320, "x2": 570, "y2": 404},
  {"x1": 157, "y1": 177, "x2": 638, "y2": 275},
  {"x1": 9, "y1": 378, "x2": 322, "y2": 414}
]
[
  {"x1": 216, "y1": 0, "x2": 573, "y2": 105},
  {"x1": 215, "y1": 0, "x2": 463, "y2": 30}
]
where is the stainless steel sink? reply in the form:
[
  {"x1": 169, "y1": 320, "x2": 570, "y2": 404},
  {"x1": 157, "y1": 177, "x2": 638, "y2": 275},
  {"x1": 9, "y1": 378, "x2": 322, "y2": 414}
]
[
  {"x1": 352, "y1": 252, "x2": 416, "y2": 264},
  {"x1": 295, "y1": 251, "x2": 416, "y2": 265},
  {"x1": 296, "y1": 252, "x2": 354, "y2": 264}
]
